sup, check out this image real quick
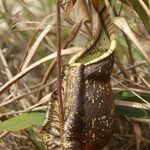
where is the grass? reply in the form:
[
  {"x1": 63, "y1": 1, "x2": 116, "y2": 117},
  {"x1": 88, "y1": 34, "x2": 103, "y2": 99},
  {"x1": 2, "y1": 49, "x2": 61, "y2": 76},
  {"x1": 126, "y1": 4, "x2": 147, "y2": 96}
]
[{"x1": 0, "y1": 0, "x2": 149, "y2": 149}]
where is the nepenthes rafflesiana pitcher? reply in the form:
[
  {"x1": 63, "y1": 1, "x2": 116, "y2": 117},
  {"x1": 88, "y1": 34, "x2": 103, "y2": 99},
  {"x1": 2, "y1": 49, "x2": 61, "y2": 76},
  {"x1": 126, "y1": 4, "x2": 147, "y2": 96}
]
[{"x1": 41, "y1": 0, "x2": 117, "y2": 149}]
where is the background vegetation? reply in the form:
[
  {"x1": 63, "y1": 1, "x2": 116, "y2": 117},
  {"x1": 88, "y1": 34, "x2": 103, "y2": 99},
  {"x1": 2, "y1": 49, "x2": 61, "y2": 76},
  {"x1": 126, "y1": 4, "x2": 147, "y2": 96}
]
[{"x1": 0, "y1": 0, "x2": 149, "y2": 149}]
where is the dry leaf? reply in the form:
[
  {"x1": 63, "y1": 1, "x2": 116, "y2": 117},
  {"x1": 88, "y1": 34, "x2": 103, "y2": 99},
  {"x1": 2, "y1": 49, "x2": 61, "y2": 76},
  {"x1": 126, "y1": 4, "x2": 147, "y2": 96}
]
[
  {"x1": 113, "y1": 17, "x2": 150, "y2": 63},
  {"x1": 60, "y1": 0, "x2": 77, "y2": 14},
  {"x1": 133, "y1": 122, "x2": 142, "y2": 150}
]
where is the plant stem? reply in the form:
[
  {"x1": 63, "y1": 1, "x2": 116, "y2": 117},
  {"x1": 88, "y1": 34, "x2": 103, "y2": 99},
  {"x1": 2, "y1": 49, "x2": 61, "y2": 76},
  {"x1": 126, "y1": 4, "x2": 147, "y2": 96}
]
[{"x1": 56, "y1": 0, "x2": 64, "y2": 149}]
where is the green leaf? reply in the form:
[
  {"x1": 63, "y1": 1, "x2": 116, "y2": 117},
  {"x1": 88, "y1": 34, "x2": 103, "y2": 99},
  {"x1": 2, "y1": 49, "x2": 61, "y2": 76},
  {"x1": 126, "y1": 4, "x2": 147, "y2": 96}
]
[
  {"x1": 27, "y1": 128, "x2": 45, "y2": 150},
  {"x1": 117, "y1": 33, "x2": 149, "y2": 60},
  {"x1": 115, "y1": 91, "x2": 150, "y2": 102},
  {"x1": 115, "y1": 92, "x2": 150, "y2": 119},
  {"x1": 0, "y1": 112, "x2": 45, "y2": 132},
  {"x1": 115, "y1": 91, "x2": 133, "y2": 99},
  {"x1": 48, "y1": 0, "x2": 55, "y2": 9},
  {"x1": 116, "y1": 105, "x2": 150, "y2": 119}
]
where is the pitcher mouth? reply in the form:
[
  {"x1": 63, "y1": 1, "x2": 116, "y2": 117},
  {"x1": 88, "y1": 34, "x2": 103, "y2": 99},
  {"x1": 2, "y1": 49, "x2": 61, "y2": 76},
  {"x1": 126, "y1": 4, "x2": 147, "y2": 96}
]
[{"x1": 84, "y1": 54, "x2": 114, "y2": 80}]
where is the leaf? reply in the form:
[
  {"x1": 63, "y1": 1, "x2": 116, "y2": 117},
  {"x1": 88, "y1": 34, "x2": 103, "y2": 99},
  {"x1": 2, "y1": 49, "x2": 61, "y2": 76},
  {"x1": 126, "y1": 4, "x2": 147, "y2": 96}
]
[
  {"x1": 116, "y1": 36, "x2": 127, "y2": 58},
  {"x1": 116, "y1": 35, "x2": 145, "y2": 60},
  {"x1": 27, "y1": 128, "x2": 45, "y2": 150},
  {"x1": 113, "y1": 17, "x2": 150, "y2": 63},
  {"x1": 115, "y1": 91, "x2": 133, "y2": 99},
  {"x1": 48, "y1": 0, "x2": 55, "y2": 9},
  {"x1": 130, "y1": 0, "x2": 150, "y2": 34},
  {"x1": 91, "y1": 0, "x2": 105, "y2": 11},
  {"x1": 115, "y1": 105, "x2": 150, "y2": 119},
  {"x1": 60, "y1": 0, "x2": 77, "y2": 14},
  {"x1": 118, "y1": 0, "x2": 130, "y2": 6},
  {"x1": 0, "y1": 112, "x2": 45, "y2": 132},
  {"x1": 115, "y1": 92, "x2": 150, "y2": 119}
]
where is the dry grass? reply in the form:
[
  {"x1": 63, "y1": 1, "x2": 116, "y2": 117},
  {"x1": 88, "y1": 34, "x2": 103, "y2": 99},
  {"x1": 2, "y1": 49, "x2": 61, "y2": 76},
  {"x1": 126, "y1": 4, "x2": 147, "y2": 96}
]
[{"x1": 0, "y1": 0, "x2": 149, "y2": 149}]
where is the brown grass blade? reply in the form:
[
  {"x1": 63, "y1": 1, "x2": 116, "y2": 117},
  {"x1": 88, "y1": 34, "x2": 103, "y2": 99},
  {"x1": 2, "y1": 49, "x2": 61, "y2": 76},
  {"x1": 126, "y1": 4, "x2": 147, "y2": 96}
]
[{"x1": 113, "y1": 17, "x2": 150, "y2": 63}]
